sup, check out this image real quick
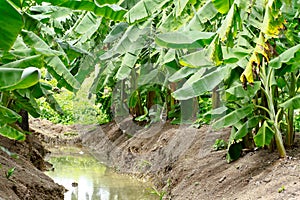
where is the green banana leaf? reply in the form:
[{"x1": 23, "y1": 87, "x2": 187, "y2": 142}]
[
  {"x1": 103, "y1": 22, "x2": 129, "y2": 43},
  {"x1": 155, "y1": 31, "x2": 215, "y2": 49},
  {"x1": 175, "y1": 0, "x2": 189, "y2": 17},
  {"x1": 179, "y1": 50, "x2": 214, "y2": 68},
  {"x1": 269, "y1": 44, "x2": 300, "y2": 69},
  {"x1": 168, "y1": 67, "x2": 198, "y2": 82},
  {"x1": 212, "y1": 0, "x2": 234, "y2": 14},
  {"x1": 101, "y1": 24, "x2": 148, "y2": 60},
  {"x1": 172, "y1": 67, "x2": 228, "y2": 100},
  {"x1": 0, "y1": 67, "x2": 41, "y2": 91},
  {"x1": 90, "y1": 62, "x2": 120, "y2": 93},
  {"x1": 186, "y1": 1, "x2": 218, "y2": 31},
  {"x1": 253, "y1": 121, "x2": 274, "y2": 147},
  {"x1": 1, "y1": 55, "x2": 43, "y2": 69},
  {"x1": 125, "y1": 0, "x2": 169, "y2": 24},
  {"x1": 0, "y1": 105, "x2": 21, "y2": 125},
  {"x1": 280, "y1": 95, "x2": 300, "y2": 110},
  {"x1": 0, "y1": 0, "x2": 24, "y2": 51},
  {"x1": 231, "y1": 116, "x2": 262, "y2": 140},
  {"x1": 116, "y1": 50, "x2": 141, "y2": 80},
  {"x1": 225, "y1": 81, "x2": 261, "y2": 101},
  {"x1": 53, "y1": 0, "x2": 126, "y2": 21},
  {"x1": 212, "y1": 105, "x2": 254, "y2": 130},
  {"x1": 0, "y1": 125, "x2": 25, "y2": 141}
]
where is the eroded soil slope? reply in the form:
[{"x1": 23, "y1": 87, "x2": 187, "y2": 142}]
[
  {"x1": 81, "y1": 119, "x2": 300, "y2": 200},
  {"x1": 30, "y1": 118, "x2": 300, "y2": 200},
  {"x1": 0, "y1": 134, "x2": 65, "y2": 200}
]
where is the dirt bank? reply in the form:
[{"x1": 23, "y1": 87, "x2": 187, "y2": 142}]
[
  {"x1": 0, "y1": 134, "x2": 65, "y2": 200},
  {"x1": 30, "y1": 118, "x2": 300, "y2": 200}
]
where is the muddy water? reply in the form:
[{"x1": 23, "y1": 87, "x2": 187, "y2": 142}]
[{"x1": 45, "y1": 146, "x2": 157, "y2": 200}]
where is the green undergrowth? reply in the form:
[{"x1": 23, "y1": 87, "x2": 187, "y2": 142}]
[{"x1": 37, "y1": 78, "x2": 111, "y2": 125}]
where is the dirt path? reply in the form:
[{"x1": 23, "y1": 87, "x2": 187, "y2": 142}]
[{"x1": 28, "y1": 118, "x2": 300, "y2": 200}]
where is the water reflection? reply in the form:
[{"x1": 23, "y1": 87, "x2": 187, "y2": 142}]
[{"x1": 45, "y1": 146, "x2": 156, "y2": 200}]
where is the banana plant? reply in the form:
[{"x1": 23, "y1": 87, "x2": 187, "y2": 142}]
[
  {"x1": 153, "y1": 0, "x2": 300, "y2": 162},
  {"x1": 0, "y1": 0, "x2": 126, "y2": 141},
  {"x1": 0, "y1": 67, "x2": 41, "y2": 140}
]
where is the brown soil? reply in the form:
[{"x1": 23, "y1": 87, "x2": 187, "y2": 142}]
[
  {"x1": 0, "y1": 134, "x2": 65, "y2": 200},
  {"x1": 5, "y1": 118, "x2": 300, "y2": 200},
  {"x1": 80, "y1": 119, "x2": 300, "y2": 200}
]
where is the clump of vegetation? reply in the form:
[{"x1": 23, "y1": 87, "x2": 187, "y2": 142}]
[
  {"x1": 278, "y1": 185, "x2": 285, "y2": 193},
  {"x1": 213, "y1": 139, "x2": 228, "y2": 151},
  {"x1": 6, "y1": 167, "x2": 15, "y2": 179},
  {"x1": 38, "y1": 89, "x2": 75, "y2": 125}
]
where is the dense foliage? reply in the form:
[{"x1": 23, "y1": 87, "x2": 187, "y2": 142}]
[{"x1": 0, "y1": 0, "x2": 300, "y2": 163}]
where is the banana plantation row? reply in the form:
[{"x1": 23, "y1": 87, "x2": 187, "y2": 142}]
[{"x1": 0, "y1": 0, "x2": 299, "y2": 162}]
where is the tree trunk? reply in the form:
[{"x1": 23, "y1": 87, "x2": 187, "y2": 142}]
[
  {"x1": 18, "y1": 109, "x2": 29, "y2": 131},
  {"x1": 212, "y1": 86, "x2": 220, "y2": 109}
]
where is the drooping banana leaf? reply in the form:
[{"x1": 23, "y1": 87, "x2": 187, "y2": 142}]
[
  {"x1": 280, "y1": 95, "x2": 300, "y2": 110},
  {"x1": 253, "y1": 121, "x2": 274, "y2": 147},
  {"x1": 1, "y1": 55, "x2": 43, "y2": 69},
  {"x1": 168, "y1": 67, "x2": 198, "y2": 82},
  {"x1": 213, "y1": 104, "x2": 254, "y2": 130},
  {"x1": 155, "y1": 31, "x2": 215, "y2": 49},
  {"x1": 0, "y1": 67, "x2": 41, "y2": 91},
  {"x1": 0, "y1": 125, "x2": 25, "y2": 141},
  {"x1": 13, "y1": 90, "x2": 41, "y2": 118},
  {"x1": 172, "y1": 67, "x2": 228, "y2": 100},
  {"x1": 0, "y1": 105, "x2": 21, "y2": 125},
  {"x1": 269, "y1": 44, "x2": 300, "y2": 69},
  {"x1": 125, "y1": 0, "x2": 169, "y2": 24},
  {"x1": 101, "y1": 24, "x2": 149, "y2": 60},
  {"x1": 42, "y1": 0, "x2": 127, "y2": 21}
]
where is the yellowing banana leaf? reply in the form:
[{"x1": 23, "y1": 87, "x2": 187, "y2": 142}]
[
  {"x1": 261, "y1": 1, "x2": 285, "y2": 38},
  {"x1": 217, "y1": 3, "x2": 235, "y2": 42},
  {"x1": 240, "y1": 33, "x2": 269, "y2": 84}
]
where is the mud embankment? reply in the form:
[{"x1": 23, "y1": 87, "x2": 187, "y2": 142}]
[
  {"x1": 29, "y1": 118, "x2": 300, "y2": 200},
  {"x1": 0, "y1": 134, "x2": 64, "y2": 200}
]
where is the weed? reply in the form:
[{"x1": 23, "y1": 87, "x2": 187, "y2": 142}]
[
  {"x1": 278, "y1": 185, "x2": 285, "y2": 193},
  {"x1": 6, "y1": 167, "x2": 15, "y2": 179},
  {"x1": 150, "y1": 186, "x2": 166, "y2": 200},
  {"x1": 63, "y1": 132, "x2": 78, "y2": 137},
  {"x1": 213, "y1": 139, "x2": 228, "y2": 151}
]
